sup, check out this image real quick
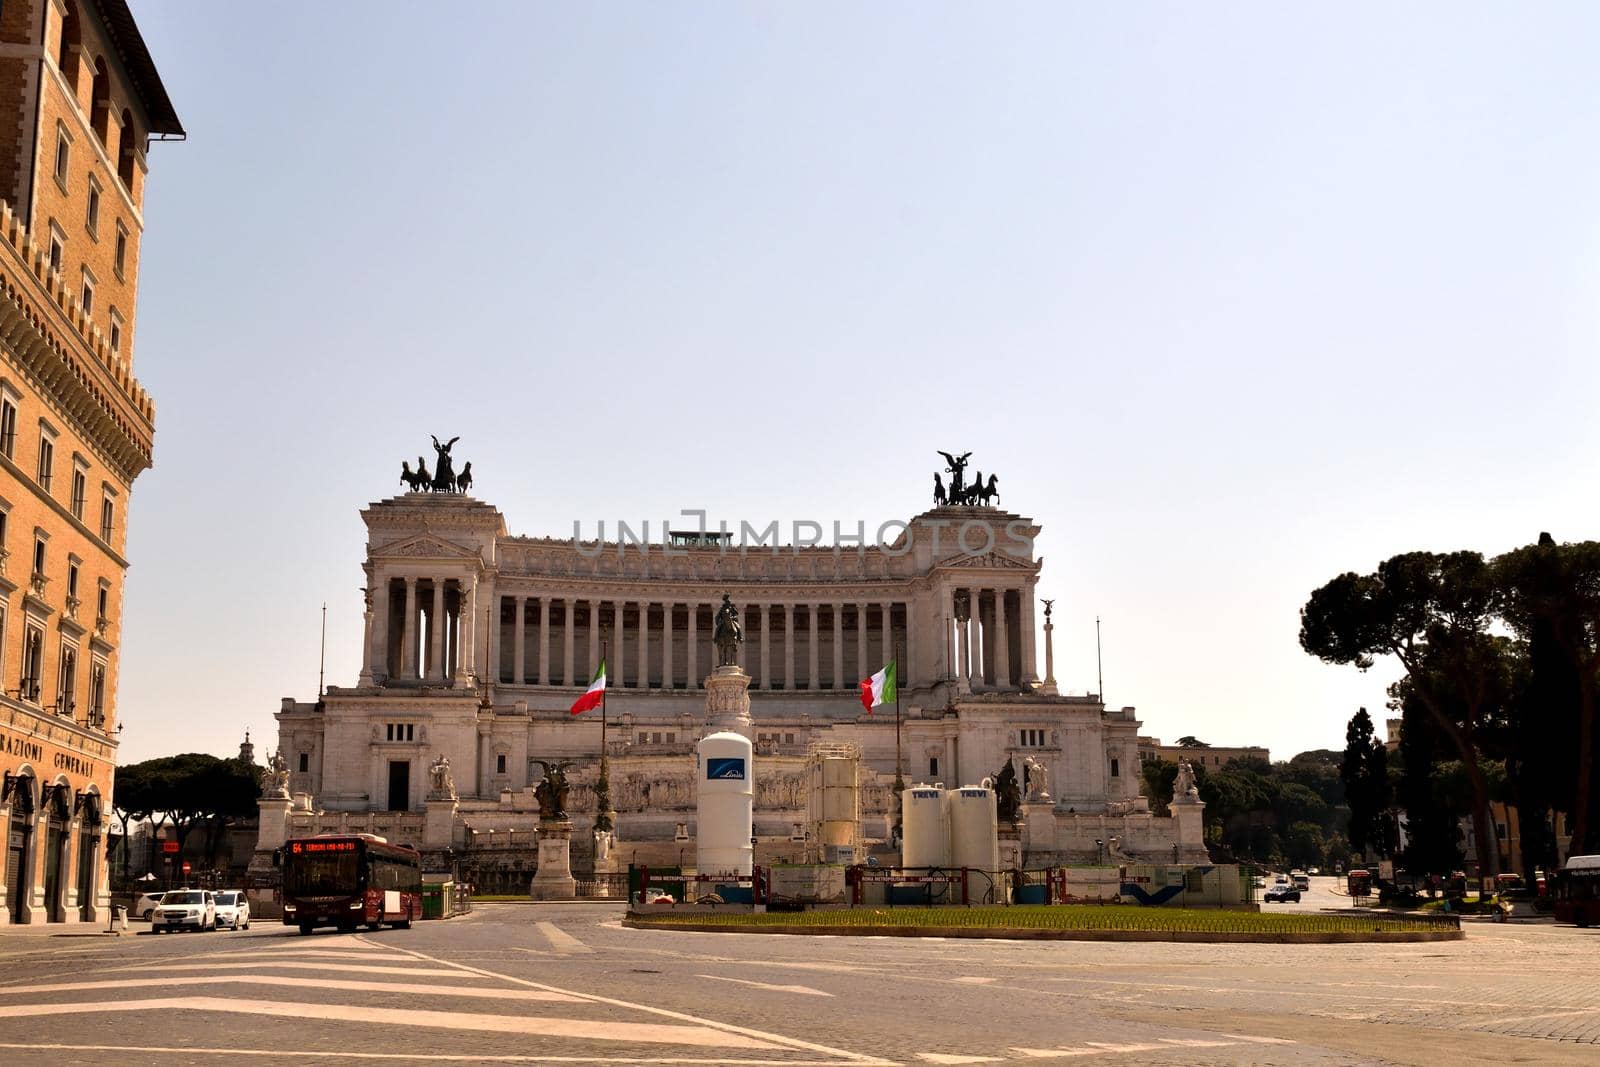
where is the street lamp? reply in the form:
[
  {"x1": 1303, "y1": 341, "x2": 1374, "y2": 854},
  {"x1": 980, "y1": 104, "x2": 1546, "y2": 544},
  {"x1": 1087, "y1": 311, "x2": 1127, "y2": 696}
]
[{"x1": 1095, "y1": 838, "x2": 1104, "y2": 865}]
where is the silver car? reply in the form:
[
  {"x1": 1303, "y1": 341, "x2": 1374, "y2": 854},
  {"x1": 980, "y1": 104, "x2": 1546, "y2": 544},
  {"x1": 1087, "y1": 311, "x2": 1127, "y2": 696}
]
[
  {"x1": 214, "y1": 890, "x2": 250, "y2": 930},
  {"x1": 150, "y1": 889, "x2": 215, "y2": 932}
]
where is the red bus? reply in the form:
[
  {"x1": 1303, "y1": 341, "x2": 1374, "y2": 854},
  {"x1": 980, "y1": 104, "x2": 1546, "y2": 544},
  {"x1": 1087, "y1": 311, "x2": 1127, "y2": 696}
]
[
  {"x1": 278, "y1": 834, "x2": 422, "y2": 934},
  {"x1": 1553, "y1": 855, "x2": 1600, "y2": 927}
]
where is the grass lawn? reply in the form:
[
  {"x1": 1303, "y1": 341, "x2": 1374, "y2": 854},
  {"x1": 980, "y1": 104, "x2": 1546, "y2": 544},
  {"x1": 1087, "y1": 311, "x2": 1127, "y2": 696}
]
[{"x1": 629, "y1": 904, "x2": 1451, "y2": 935}]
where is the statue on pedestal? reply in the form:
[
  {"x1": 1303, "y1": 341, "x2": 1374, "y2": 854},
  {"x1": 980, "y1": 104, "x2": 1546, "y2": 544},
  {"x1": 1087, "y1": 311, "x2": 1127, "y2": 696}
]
[
  {"x1": 712, "y1": 593, "x2": 743, "y2": 667},
  {"x1": 1172, "y1": 760, "x2": 1200, "y2": 803},
  {"x1": 428, "y1": 754, "x2": 456, "y2": 799},
  {"x1": 993, "y1": 760, "x2": 1023, "y2": 825},
  {"x1": 266, "y1": 750, "x2": 290, "y2": 798},
  {"x1": 1023, "y1": 755, "x2": 1050, "y2": 802},
  {"x1": 534, "y1": 760, "x2": 573, "y2": 821}
]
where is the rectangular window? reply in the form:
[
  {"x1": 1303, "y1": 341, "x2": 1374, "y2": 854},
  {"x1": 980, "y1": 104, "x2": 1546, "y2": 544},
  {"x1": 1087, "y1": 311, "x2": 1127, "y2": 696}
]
[
  {"x1": 80, "y1": 268, "x2": 94, "y2": 314},
  {"x1": 108, "y1": 308, "x2": 122, "y2": 354},
  {"x1": 36, "y1": 429, "x2": 54, "y2": 491},
  {"x1": 32, "y1": 535, "x2": 45, "y2": 578},
  {"x1": 99, "y1": 494, "x2": 114, "y2": 542},
  {"x1": 66, "y1": 559, "x2": 78, "y2": 599},
  {"x1": 57, "y1": 644, "x2": 77, "y2": 717},
  {"x1": 929, "y1": 756, "x2": 939, "y2": 777},
  {"x1": 0, "y1": 394, "x2": 15, "y2": 458},
  {"x1": 86, "y1": 178, "x2": 100, "y2": 236},
  {"x1": 54, "y1": 129, "x2": 69, "y2": 186},
  {"x1": 48, "y1": 231, "x2": 63, "y2": 274},
  {"x1": 385, "y1": 722, "x2": 414, "y2": 742},
  {"x1": 70, "y1": 464, "x2": 86, "y2": 519},
  {"x1": 1110, "y1": 758, "x2": 1120, "y2": 778},
  {"x1": 298, "y1": 752, "x2": 309, "y2": 773},
  {"x1": 96, "y1": 582, "x2": 108, "y2": 621},
  {"x1": 88, "y1": 662, "x2": 106, "y2": 727},
  {"x1": 114, "y1": 223, "x2": 127, "y2": 279},
  {"x1": 21, "y1": 624, "x2": 43, "y2": 703},
  {"x1": 496, "y1": 754, "x2": 507, "y2": 774}
]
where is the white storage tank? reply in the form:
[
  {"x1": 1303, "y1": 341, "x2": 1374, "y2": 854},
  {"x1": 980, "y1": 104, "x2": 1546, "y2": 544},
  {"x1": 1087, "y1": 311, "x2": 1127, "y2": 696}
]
[
  {"x1": 818, "y1": 756, "x2": 857, "y2": 849},
  {"x1": 946, "y1": 782, "x2": 1000, "y2": 873},
  {"x1": 696, "y1": 731, "x2": 754, "y2": 875},
  {"x1": 900, "y1": 784, "x2": 950, "y2": 869}
]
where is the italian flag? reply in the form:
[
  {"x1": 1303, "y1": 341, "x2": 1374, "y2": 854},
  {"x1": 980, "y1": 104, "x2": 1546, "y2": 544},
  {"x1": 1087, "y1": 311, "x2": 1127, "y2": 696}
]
[
  {"x1": 859, "y1": 660, "x2": 896, "y2": 713},
  {"x1": 570, "y1": 660, "x2": 606, "y2": 715}
]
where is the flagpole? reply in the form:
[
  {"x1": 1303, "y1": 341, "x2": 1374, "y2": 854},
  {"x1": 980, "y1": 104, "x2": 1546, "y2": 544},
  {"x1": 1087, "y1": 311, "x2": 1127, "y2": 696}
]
[
  {"x1": 596, "y1": 628, "x2": 612, "y2": 833},
  {"x1": 893, "y1": 636, "x2": 905, "y2": 837}
]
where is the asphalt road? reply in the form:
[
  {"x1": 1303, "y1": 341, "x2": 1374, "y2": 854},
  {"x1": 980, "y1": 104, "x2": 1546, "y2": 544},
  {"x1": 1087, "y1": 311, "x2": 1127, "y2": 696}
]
[{"x1": 2, "y1": 901, "x2": 1598, "y2": 1065}]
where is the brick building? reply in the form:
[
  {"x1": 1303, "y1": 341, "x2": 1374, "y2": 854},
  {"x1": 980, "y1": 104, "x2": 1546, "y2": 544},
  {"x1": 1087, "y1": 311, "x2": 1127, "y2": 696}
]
[{"x1": 0, "y1": 0, "x2": 180, "y2": 925}]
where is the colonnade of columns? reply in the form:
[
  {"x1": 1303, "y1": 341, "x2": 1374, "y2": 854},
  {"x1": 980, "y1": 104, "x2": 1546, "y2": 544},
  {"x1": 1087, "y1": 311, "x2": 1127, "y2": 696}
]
[
  {"x1": 947, "y1": 585, "x2": 1032, "y2": 691},
  {"x1": 490, "y1": 598, "x2": 910, "y2": 692},
  {"x1": 372, "y1": 575, "x2": 478, "y2": 685}
]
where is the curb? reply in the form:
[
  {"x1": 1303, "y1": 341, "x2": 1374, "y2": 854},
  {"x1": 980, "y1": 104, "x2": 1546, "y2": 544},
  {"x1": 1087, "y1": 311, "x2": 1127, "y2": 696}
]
[{"x1": 621, "y1": 916, "x2": 1464, "y2": 944}]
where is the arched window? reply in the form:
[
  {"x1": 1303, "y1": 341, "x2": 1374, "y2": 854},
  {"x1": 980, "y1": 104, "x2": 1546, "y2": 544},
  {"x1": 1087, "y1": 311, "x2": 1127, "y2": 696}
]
[
  {"x1": 117, "y1": 109, "x2": 137, "y2": 191},
  {"x1": 57, "y1": 4, "x2": 82, "y2": 92},
  {"x1": 90, "y1": 58, "x2": 110, "y2": 146}
]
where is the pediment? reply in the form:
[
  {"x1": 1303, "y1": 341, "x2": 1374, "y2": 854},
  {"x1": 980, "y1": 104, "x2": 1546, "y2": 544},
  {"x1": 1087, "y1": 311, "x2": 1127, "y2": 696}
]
[
  {"x1": 372, "y1": 534, "x2": 479, "y2": 560},
  {"x1": 938, "y1": 550, "x2": 1039, "y2": 571}
]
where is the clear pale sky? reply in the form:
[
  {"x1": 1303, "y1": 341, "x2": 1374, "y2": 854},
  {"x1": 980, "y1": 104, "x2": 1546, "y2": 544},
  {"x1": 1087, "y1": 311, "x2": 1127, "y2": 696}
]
[{"x1": 118, "y1": 3, "x2": 1600, "y2": 765}]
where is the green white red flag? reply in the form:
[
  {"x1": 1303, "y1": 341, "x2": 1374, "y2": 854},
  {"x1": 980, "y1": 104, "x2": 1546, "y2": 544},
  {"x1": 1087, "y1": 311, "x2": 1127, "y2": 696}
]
[
  {"x1": 859, "y1": 660, "x2": 896, "y2": 713},
  {"x1": 570, "y1": 660, "x2": 606, "y2": 715}
]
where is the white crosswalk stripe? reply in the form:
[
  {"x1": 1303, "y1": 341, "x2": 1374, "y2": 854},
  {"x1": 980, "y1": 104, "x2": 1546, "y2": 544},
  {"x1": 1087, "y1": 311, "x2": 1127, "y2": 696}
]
[{"x1": 0, "y1": 931, "x2": 892, "y2": 1065}]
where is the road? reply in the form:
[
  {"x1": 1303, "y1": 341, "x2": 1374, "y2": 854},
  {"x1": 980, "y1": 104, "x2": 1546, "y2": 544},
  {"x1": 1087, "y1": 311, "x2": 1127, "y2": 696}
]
[{"x1": 2, "y1": 901, "x2": 1598, "y2": 1065}]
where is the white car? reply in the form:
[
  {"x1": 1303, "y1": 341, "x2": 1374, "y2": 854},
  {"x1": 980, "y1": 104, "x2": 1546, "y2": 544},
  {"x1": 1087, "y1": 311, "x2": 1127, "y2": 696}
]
[
  {"x1": 214, "y1": 890, "x2": 250, "y2": 930},
  {"x1": 150, "y1": 889, "x2": 215, "y2": 933},
  {"x1": 132, "y1": 891, "x2": 165, "y2": 919}
]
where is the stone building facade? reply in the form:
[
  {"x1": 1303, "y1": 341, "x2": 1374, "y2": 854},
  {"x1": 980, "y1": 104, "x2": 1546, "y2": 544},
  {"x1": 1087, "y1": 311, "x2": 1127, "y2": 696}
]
[
  {"x1": 0, "y1": 1, "x2": 181, "y2": 925},
  {"x1": 266, "y1": 478, "x2": 1207, "y2": 876}
]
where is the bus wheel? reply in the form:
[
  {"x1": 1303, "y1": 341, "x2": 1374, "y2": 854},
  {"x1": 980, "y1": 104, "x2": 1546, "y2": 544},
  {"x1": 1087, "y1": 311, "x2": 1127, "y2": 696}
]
[
  {"x1": 393, "y1": 919, "x2": 411, "y2": 929},
  {"x1": 298, "y1": 923, "x2": 315, "y2": 935}
]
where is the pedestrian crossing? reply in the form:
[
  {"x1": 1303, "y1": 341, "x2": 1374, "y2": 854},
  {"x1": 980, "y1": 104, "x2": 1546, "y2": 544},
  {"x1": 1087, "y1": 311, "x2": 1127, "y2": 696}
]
[{"x1": 0, "y1": 926, "x2": 893, "y2": 1065}]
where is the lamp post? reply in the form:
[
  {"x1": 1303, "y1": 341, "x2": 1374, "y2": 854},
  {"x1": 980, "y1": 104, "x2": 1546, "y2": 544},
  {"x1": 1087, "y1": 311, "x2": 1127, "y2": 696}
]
[{"x1": 1095, "y1": 838, "x2": 1104, "y2": 866}]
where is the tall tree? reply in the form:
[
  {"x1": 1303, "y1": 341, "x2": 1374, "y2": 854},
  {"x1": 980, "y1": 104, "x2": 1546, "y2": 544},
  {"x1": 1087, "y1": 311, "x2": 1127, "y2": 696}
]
[
  {"x1": 1393, "y1": 692, "x2": 1465, "y2": 878},
  {"x1": 1341, "y1": 708, "x2": 1392, "y2": 860},
  {"x1": 1495, "y1": 536, "x2": 1600, "y2": 855},
  {"x1": 1301, "y1": 551, "x2": 1512, "y2": 881}
]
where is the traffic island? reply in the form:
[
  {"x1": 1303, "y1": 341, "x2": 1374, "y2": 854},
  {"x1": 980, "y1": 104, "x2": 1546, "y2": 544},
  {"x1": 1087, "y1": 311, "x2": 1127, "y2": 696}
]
[{"x1": 624, "y1": 904, "x2": 1464, "y2": 943}]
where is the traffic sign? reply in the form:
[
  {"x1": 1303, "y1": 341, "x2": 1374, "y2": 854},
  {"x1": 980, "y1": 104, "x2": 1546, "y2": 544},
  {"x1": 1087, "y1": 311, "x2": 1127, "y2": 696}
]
[{"x1": 161, "y1": 840, "x2": 179, "y2": 854}]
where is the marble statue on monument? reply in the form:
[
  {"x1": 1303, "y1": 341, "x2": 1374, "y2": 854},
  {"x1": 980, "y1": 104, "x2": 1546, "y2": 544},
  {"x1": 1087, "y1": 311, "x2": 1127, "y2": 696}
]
[
  {"x1": 530, "y1": 759, "x2": 577, "y2": 900},
  {"x1": 712, "y1": 593, "x2": 743, "y2": 667},
  {"x1": 1172, "y1": 760, "x2": 1200, "y2": 803},
  {"x1": 266, "y1": 750, "x2": 290, "y2": 798},
  {"x1": 428, "y1": 754, "x2": 456, "y2": 800}
]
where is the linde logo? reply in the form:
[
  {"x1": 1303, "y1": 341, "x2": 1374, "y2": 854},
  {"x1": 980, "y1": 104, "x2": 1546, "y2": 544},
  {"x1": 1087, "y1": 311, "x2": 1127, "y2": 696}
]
[
  {"x1": 706, "y1": 757, "x2": 746, "y2": 781},
  {"x1": 569, "y1": 510, "x2": 1035, "y2": 560}
]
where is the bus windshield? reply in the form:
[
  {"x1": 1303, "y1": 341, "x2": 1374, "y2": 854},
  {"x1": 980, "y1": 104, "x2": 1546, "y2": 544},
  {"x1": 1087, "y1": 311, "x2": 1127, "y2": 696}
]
[{"x1": 285, "y1": 851, "x2": 360, "y2": 897}]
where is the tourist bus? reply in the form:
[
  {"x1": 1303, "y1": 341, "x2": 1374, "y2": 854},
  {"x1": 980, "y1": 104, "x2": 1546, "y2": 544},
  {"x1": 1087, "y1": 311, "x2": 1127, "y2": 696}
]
[
  {"x1": 1552, "y1": 855, "x2": 1600, "y2": 927},
  {"x1": 277, "y1": 834, "x2": 422, "y2": 934}
]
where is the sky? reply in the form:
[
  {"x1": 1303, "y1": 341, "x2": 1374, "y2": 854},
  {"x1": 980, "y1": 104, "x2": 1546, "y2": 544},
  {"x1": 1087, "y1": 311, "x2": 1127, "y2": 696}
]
[{"x1": 118, "y1": 2, "x2": 1600, "y2": 765}]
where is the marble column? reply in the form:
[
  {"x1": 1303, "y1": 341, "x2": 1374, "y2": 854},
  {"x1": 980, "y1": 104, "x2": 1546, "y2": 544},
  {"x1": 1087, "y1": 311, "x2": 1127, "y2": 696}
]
[
  {"x1": 686, "y1": 602, "x2": 699, "y2": 687},
  {"x1": 401, "y1": 578, "x2": 417, "y2": 680},
  {"x1": 994, "y1": 589, "x2": 1010, "y2": 689},
  {"x1": 741, "y1": 602, "x2": 756, "y2": 674},
  {"x1": 638, "y1": 602, "x2": 651, "y2": 689},
  {"x1": 662, "y1": 602, "x2": 675, "y2": 690},
  {"x1": 513, "y1": 597, "x2": 527, "y2": 685},
  {"x1": 585, "y1": 600, "x2": 598, "y2": 682},
  {"x1": 880, "y1": 601, "x2": 894, "y2": 672},
  {"x1": 831, "y1": 602, "x2": 843, "y2": 690},
  {"x1": 783, "y1": 604, "x2": 795, "y2": 690},
  {"x1": 537, "y1": 597, "x2": 551, "y2": 686},
  {"x1": 428, "y1": 580, "x2": 446, "y2": 682},
  {"x1": 370, "y1": 579, "x2": 391, "y2": 683},
  {"x1": 807, "y1": 604, "x2": 819, "y2": 690},
  {"x1": 458, "y1": 578, "x2": 476, "y2": 683},
  {"x1": 563, "y1": 599, "x2": 576, "y2": 687},
  {"x1": 955, "y1": 590, "x2": 971, "y2": 690},
  {"x1": 1020, "y1": 587, "x2": 1038, "y2": 685},
  {"x1": 759, "y1": 604, "x2": 771, "y2": 689},
  {"x1": 613, "y1": 602, "x2": 627, "y2": 689},
  {"x1": 855, "y1": 602, "x2": 868, "y2": 684}
]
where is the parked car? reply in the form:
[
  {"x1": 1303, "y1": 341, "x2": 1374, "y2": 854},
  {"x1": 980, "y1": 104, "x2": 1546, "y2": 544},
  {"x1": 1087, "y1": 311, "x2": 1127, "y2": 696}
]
[
  {"x1": 1251, "y1": 875, "x2": 1266, "y2": 889},
  {"x1": 214, "y1": 890, "x2": 250, "y2": 930},
  {"x1": 132, "y1": 892, "x2": 165, "y2": 919},
  {"x1": 1264, "y1": 883, "x2": 1301, "y2": 903},
  {"x1": 150, "y1": 889, "x2": 215, "y2": 933}
]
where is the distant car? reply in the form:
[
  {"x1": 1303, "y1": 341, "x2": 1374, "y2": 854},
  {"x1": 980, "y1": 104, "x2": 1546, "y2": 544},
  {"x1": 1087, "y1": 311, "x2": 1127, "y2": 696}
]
[
  {"x1": 214, "y1": 890, "x2": 250, "y2": 930},
  {"x1": 151, "y1": 889, "x2": 215, "y2": 932},
  {"x1": 1293, "y1": 874, "x2": 1311, "y2": 892},
  {"x1": 132, "y1": 892, "x2": 164, "y2": 919},
  {"x1": 1251, "y1": 876, "x2": 1266, "y2": 888},
  {"x1": 1264, "y1": 883, "x2": 1301, "y2": 903},
  {"x1": 1308, "y1": 867, "x2": 1321, "y2": 876}
]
